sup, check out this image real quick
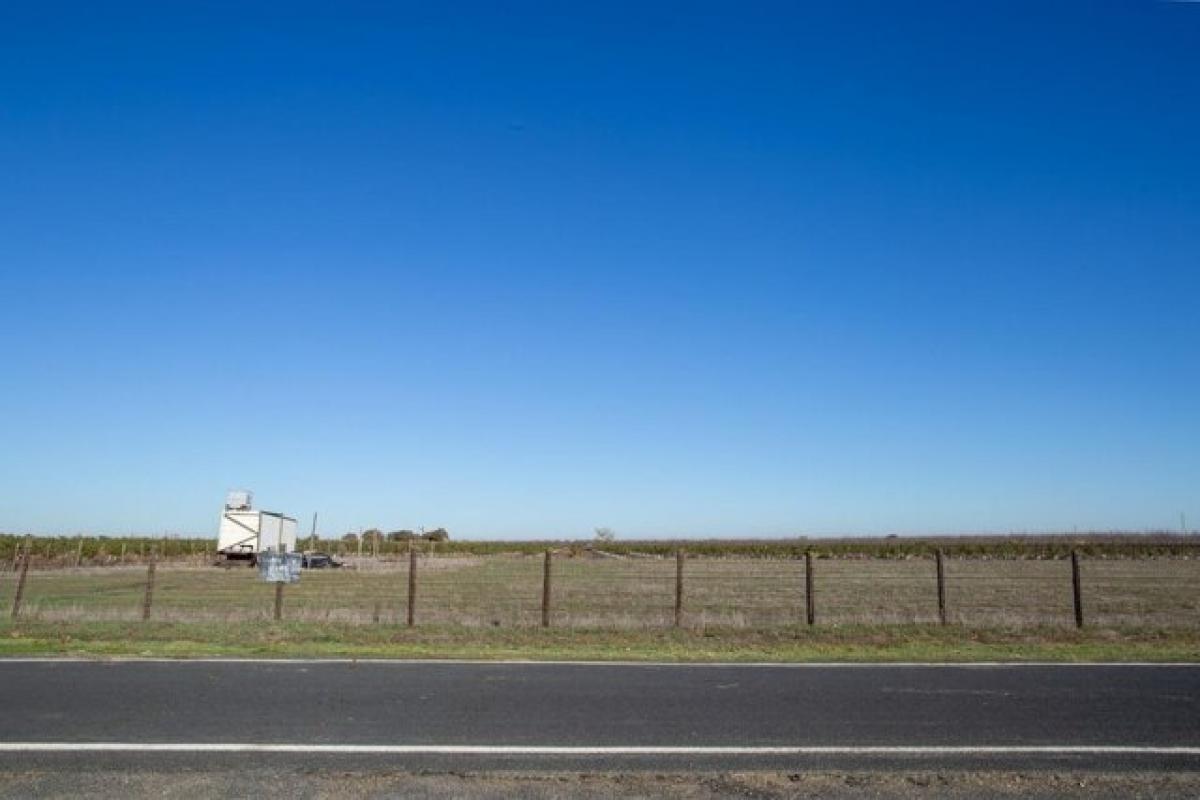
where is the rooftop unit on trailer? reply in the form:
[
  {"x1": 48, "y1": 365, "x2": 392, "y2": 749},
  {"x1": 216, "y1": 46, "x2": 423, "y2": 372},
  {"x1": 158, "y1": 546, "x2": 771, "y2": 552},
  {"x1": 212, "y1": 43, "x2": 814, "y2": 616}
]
[{"x1": 217, "y1": 490, "x2": 297, "y2": 564}]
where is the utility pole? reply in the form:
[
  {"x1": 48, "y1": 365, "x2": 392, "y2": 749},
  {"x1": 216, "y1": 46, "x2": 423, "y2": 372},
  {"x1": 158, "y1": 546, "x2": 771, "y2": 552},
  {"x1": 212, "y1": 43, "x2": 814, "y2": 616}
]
[{"x1": 310, "y1": 512, "x2": 318, "y2": 551}]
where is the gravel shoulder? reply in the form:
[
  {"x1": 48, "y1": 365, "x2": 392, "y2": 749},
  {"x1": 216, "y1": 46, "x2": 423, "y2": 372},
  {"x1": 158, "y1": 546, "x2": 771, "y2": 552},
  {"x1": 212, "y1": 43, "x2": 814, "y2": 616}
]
[{"x1": 2, "y1": 769, "x2": 1200, "y2": 799}]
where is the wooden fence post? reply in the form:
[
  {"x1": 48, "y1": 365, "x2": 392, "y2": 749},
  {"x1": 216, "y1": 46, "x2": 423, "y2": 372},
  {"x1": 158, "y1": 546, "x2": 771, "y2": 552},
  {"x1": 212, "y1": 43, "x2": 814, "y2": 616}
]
[
  {"x1": 407, "y1": 546, "x2": 417, "y2": 627},
  {"x1": 75, "y1": 536, "x2": 84, "y2": 568},
  {"x1": 10, "y1": 544, "x2": 31, "y2": 619},
  {"x1": 805, "y1": 551, "x2": 815, "y2": 625},
  {"x1": 1071, "y1": 550, "x2": 1084, "y2": 628},
  {"x1": 936, "y1": 549, "x2": 947, "y2": 625},
  {"x1": 541, "y1": 550, "x2": 552, "y2": 628},
  {"x1": 10, "y1": 535, "x2": 28, "y2": 572},
  {"x1": 142, "y1": 552, "x2": 157, "y2": 621},
  {"x1": 120, "y1": 542, "x2": 128, "y2": 564},
  {"x1": 674, "y1": 549, "x2": 684, "y2": 627},
  {"x1": 274, "y1": 582, "x2": 284, "y2": 622}
]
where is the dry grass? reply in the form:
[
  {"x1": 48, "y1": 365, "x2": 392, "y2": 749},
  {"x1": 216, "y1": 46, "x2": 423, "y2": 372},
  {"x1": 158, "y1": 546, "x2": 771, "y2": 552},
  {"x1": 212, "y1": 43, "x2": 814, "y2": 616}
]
[{"x1": 2, "y1": 554, "x2": 1197, "y2": 630}]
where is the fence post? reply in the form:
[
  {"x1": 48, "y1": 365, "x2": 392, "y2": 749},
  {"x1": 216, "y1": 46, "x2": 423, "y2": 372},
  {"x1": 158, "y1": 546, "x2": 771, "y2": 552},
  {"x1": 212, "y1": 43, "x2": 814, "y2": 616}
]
[
  {"x1": 674, "y1": 549, "x2": 684, "y2": 627},
  {"x1": 936, "y1": 549, "x2": 947, "y2": 625},
  {"x1": 142, "y1": 552, "x2": 157, "y2": 621},
  {"x1": 274, "y1": 582, "x2": 284, "y2": 622},
  {"x1": 1071, "y1": 550, "x2": 1084, "y2": 628},
  {"x1": 120, "y1": 542, "x2": 128, "y2": 564},
  {"x1": 805, "y1": 551, "x2": 815, "y2": 625},
  {"x1": 407, "y1": 546, "x2": 417, "y2": 627},
  {"x1": 541, "y1": 550, "x2": 552, "y2": 628},
  {"x1": 11, "y1": 535, "x2": 29, "y2": 572},
  {"x1": 75, "y1": 536, "x2": 84, "y2": 568},
  {"x1": 10, "y1": 544, "x2": 31, "y2": 619}
]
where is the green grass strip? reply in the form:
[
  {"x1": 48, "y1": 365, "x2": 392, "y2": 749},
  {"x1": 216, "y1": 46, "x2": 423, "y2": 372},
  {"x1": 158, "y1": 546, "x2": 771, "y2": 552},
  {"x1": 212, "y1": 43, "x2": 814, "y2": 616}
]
[{"x1": 1, "y1": 621, "x2": 1197, "y2": 662}]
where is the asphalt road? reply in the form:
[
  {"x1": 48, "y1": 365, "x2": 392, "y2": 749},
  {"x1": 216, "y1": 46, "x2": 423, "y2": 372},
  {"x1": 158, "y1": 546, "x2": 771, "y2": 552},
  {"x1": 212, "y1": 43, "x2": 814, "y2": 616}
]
[{"x1": 0, "y1": 660, "x2": 1197, "y2": 771}]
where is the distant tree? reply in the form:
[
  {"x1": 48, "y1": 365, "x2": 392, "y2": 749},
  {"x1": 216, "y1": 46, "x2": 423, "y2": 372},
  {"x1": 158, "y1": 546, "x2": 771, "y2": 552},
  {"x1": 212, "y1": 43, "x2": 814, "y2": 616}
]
[
  {"x1": 594, "y1": 527, "x2": 615, "y2": 544},
  {"x1": 341, "y1": 532, "x2": 359, "y2": 543},
  {"x1": 422, "y1": 528, "x2": 450, "y2": 542},
  {"x1": 387, "y1": 530, "x2": 417, "y2": 542},
  {"x1": 362, "y1": 528, "x2": 384, "y2": 545}
]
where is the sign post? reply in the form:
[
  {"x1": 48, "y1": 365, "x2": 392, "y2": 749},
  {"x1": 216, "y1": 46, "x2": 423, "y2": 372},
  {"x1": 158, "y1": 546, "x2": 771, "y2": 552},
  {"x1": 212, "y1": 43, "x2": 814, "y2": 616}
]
[{"x1": 259, "y1": 549, "x2": 302, "y2": 621}]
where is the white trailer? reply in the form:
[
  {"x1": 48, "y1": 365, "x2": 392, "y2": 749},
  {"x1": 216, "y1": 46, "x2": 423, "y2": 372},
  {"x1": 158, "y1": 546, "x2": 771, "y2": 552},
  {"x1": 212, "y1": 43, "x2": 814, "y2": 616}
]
[{"x1": 217, "y1": 491, "x2": 298, "y2": 563}]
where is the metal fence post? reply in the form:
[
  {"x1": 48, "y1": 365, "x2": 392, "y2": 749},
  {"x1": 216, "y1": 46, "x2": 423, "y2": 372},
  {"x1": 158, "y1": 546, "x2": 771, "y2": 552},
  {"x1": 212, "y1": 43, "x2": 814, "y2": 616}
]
[
  {"x1": 541, "y1": 550, "x2": 552, "y2": 628},
  {"x1": 407, "y1": 546, "x2": 417, "y2": 627},
  {"x1": 1071, "y1": 550, "x2": 1084, "y2": 628},
  {"x1": 936, "y1": 549, "x2": 947, "y2": 625},
  {"x1": 805, "y1": 551, "x2": 815, "y2": 625},
  {"x1": 142, "y1": 552, "x2": 157, "y2": 621},
  {"x1": 674, "y1": 549, "x2": 684, "y2": 627},
  {"x1": 10, "y1": 544, "x2": 31, "y2": 619}
]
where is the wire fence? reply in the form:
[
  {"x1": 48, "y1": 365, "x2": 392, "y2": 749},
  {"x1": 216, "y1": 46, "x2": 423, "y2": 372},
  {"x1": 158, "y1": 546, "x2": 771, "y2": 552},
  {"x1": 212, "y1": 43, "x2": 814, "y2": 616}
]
[{"x1": 3, "y1": 548, "x2": 1198, "y2": 629}]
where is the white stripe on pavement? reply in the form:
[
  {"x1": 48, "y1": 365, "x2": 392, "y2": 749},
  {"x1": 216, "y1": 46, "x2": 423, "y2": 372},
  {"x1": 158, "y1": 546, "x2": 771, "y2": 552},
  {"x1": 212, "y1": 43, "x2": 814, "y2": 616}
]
[{"x1": 0, "y1": 743, "x2": 1197, "y2": 755}]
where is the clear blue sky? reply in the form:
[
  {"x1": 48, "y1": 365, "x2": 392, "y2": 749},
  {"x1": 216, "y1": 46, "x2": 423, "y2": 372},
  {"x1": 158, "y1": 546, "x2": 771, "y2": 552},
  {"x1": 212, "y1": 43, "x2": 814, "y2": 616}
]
[{"x1": 2, "y1": 2, "x2": 1197, "y2": 539}]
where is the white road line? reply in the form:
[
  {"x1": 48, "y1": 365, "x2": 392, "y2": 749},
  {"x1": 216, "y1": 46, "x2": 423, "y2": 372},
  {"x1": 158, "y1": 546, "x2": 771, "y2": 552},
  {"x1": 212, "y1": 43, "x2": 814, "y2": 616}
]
[
  {"x1": 0, "y1": 743, "x2": 1197, "y2": 755},
  {"x1": 0, "y1": 658, "x2": 1196, "y2": 667}
]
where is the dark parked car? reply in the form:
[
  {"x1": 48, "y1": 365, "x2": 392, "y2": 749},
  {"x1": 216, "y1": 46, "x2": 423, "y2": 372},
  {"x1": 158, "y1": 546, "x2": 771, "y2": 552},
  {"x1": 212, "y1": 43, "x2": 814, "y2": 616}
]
[{"x1": 301, "y1": 552, "x2": 342, "y2": 569}]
